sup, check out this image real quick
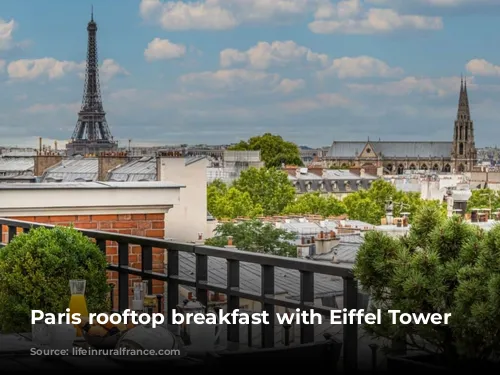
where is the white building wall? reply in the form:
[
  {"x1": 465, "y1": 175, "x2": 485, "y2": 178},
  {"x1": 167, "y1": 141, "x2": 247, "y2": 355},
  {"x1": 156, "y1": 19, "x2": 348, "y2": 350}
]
[{"x1": 158, "y1": 156, "x2": 212, "y2": 242}]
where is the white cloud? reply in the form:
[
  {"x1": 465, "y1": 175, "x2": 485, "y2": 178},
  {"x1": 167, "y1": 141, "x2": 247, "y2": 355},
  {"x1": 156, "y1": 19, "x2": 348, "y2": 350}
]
[
  {"x1": 274, "y1": 78, "x2": 305, "y2": 94},
  {"x1": 144, "y1": 38, "x2": 187, "y2": 61},
  {"x1": 0, "y1": 18, "x2": 28, "y2": 50},
  {"x1": 139, "y1": 0, "x2": 311, "y2": 30},
  {"x1": 7, "y1": 58, "x2": 128, "y2": 81},
  {"x1": 7, "y1": 58, "x2": 85, "y2": 80},
  {"x1": 179, "y1": 68, "x2": 281, "y2": 91},
  {"x1": 318, "y1": 55, "x2": 403, "y2": 78},
  {"x1": 466, "y1": 59, "x2": 500, "y2": 77},
  {"x1": 220, "y1": 41, "x2": 329, "y2": 69},
  {"x1": 347, "y1": 75, "x2": 470, "y2": 96},
  {"x1": 366, "y1": 0, "x2": 494, "y2": 6},
  {"x1": 24, "y1": 102, "x2": 80, "y2": 114},
  {"x1": 280, "y1": 93, "x2": 351, "y2": 112},
  {"x1": 99, "y1": 59, "x2": 129, "y2": 81},
  {"x1": 309, "y1": 0, "x2": 443, "y2": 34}
]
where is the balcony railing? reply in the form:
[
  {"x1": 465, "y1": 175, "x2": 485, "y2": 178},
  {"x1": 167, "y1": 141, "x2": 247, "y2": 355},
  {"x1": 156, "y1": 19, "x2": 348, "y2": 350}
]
[{"x1": 0, "y1": 218, "x2": 359, "y2": 371}]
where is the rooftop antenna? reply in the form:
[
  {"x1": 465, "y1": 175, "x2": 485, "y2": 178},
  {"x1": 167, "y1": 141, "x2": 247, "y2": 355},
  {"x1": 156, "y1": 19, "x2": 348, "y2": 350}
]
[{"x1": 91, "y1": 5, "x2": 93, "y2": 21}]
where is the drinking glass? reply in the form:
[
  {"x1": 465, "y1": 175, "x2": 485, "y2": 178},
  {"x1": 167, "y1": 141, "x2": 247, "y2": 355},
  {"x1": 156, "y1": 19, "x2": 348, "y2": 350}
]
[{"x1": 69, "y1": 279, "x2": 88, "y2": 337}]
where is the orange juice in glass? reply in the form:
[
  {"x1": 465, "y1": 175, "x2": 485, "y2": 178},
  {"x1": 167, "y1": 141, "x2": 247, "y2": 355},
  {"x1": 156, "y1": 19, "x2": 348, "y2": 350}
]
[{"x1": 69, "y1": 279, "x2": 89, "y2": 337}]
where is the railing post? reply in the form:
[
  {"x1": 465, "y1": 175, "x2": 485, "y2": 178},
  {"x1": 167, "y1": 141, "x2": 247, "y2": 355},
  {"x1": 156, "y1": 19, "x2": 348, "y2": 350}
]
[
  {"x1": 261, "y1": 265, "x2": 275, "y2": 348},
  {"x1": 300, "y1": 270, "x2": 315, "y2": 344},
  {"x1": 96, "y1": 239, "x2": 106, "y2": 254},
  {"x1": 118, "y1": 242, "x2": 129, "y2": 312},
  {"x1": 195, "y1": 252, "x2": 208, "y2": 309},
  {"x1": 343, "y1": 277, "x2": 359, "y2": 373},
  {"x1": 167, "y1": 249, "x2": 179, "y2": 325},
  {"x1": 7, "y1": 226, "x2": 16, "y2": 243},
  {"x1": 227, "y1": 259, "x2": 240, "y2": 343},
  {"x1": 141, "y1": 246, "x2": 153, "y2": 294}
]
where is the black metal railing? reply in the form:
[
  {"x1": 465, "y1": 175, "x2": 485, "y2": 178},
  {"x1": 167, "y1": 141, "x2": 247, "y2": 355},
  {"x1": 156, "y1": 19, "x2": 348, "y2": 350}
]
[{"x1": 0, "y1": 218, "x2": 359, "y2": 371}]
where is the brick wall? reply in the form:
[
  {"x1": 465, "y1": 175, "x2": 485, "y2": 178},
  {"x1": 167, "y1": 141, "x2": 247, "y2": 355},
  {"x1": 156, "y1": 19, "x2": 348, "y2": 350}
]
[{"x1": 1, "y1": 213, "x2": 166, "y2": 310}]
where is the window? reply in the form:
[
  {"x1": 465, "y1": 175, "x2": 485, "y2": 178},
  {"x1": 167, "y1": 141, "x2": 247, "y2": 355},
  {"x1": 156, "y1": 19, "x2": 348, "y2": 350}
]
[{"x1": 366, "y1": 148, "x2": 371, "y2": 153}]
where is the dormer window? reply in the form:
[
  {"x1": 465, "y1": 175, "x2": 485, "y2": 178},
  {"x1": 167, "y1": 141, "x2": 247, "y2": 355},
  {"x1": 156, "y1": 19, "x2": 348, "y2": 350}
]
[
  {"x1": 306, "y1": 181, "x2": 311, "y2": 191},
  {"x1": 345, "y1": 181, "x2": 351, "y2": 190},
  {"x1": 318, "y1": 181, "x2": 324, "y2": 191},
  {"x1": 333, "y1": 181, "x2": 338, "y2": 190}
]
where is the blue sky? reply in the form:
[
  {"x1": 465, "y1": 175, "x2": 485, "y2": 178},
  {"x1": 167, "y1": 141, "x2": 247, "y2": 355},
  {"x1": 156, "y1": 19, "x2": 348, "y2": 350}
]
[{"x1": 0, "y1": 0, "x2": 500, "y2": 148}]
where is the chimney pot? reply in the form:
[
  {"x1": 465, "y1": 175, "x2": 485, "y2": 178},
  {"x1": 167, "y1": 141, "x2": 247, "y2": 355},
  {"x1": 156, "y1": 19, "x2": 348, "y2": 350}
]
[
  {"x1": 198, "y1": 232, "x2": 203, "y2": 241},
  {"x1": 311, "y1": 236, "x2": 315, "y2": 243},
  {"x1": 319, "y1": 231, "x2": 324, "y2": 239},
  {"x1": 188, "y1": 292, "x2": 193, "y2": 300},
  {"x1": 227, "y1": 236, "x2": 233, "y2": 246}
]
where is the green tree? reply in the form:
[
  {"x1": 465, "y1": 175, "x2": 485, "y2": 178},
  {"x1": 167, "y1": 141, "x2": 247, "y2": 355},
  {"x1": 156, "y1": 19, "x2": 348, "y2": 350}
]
[
  {"x1": 233, "y1": 167, "x2": 295, "y2": 215},
  {"x1": 209, "y1": 187, "x2": 263, "y2": 219},
  {"x1": 354, "y1": 205, "x2": 500, "y2": 367},
  {"x1": 341, "y1": 179, "x2": 441, "y2": 225},
  {"x1": 0, "y1": 226, "x2": 110, "y2": 332},
  {"x1": 207, "y1": 179, "x2": 228, "y2": 215},
  {"x1": 205, "y1": 220, "x2": 297, "y2": 257},
  {"x1": 343, "y1": 191, "x2": 384, "y2": 225},
  {"x1": 467, "y1": 188, "x2": 500, "y2": 212},
  {"x1": 229, "y1": 133, "x2": 303, "y2": 168},
  {"x1": 284, "y1": 192, "x2": 347, "y2": 217}
]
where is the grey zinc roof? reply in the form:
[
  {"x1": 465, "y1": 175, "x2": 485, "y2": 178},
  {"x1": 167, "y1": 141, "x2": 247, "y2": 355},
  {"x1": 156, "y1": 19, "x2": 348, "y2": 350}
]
[
  {"x1": 371, "y1": 142, "x2": 452, "y2": 158},
  {"x1": 178, "y1": 251, "x2": 343, "y2": 300},
  {"x1": 327, "y1": 141, "x2": 453, "y2": 159},
  {"x1": 0, "y1": 157, "x2": 34, "y2": 172},
  {"x1": 108, "y1": 157, "x2": 157, "y2": 182},
  {"x1": 42, "y1": 158, "x2": 98, "y2": 182},
  {"x1": 0, "y1": 181, "x2": 184, "y2": 190},
  {"x1": 326, "y1": 142, "x2": 367, "y2": 158},
  {"x1": 312, "y1": 234, "x2": 364, "y2": 264},
  {"x1": 323, "y1": 169, "x2": 377, "y2": 180}
]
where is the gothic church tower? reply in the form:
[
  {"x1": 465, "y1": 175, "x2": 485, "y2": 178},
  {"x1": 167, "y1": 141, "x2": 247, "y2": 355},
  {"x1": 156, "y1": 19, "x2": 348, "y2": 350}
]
[{"x1": 451, "y1": 77, "x2": 477, "y2": 172}]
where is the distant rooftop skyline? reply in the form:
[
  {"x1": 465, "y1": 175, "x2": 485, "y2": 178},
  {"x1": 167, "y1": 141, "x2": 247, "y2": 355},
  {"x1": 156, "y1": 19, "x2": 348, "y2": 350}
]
[{"x1": 0, "y1": 0, "x2": 499, "y2": 148}]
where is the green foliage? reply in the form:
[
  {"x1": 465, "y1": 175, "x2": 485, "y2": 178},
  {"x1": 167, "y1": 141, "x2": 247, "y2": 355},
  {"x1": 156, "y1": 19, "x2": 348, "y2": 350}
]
[
  {"x1": 343, "y1": 179, "x2": 445, "y2": 225},
  {"x1": 233, "y1": 167, "x2": 295, "y2": 216},
  {"x1": 354, "y1": 205, "x2": 500, "y2": 364},
  {"x1": 284, "y1": 192, "x2": 347, "y2": 217},
  {"x1": 0, "y1": 226, "x2": 110, "y2": 333},
  {"x1": 467, "y1": 188, "x2": 500, "y2": 212},
  {"x1": 229, "y1": 133, "x2": 303, "y2": 168},
  {"x1": 205, "y1": 220, "x2": 297, "y2": 257},
  {"x1": 207, "y1": 181, "x2": 263, "y2": 219}
]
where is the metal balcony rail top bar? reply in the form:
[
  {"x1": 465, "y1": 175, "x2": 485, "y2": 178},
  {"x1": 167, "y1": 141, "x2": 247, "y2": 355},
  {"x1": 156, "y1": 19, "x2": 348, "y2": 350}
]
[{"x1": 0, "y1": 218, "x2": 359, "y2": 371}]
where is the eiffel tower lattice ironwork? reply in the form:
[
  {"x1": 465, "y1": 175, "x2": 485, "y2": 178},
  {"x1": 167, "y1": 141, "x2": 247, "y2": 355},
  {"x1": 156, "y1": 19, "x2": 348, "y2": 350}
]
[{"x1": 67, "y1": 8, "x2": 116, "y2": 155}]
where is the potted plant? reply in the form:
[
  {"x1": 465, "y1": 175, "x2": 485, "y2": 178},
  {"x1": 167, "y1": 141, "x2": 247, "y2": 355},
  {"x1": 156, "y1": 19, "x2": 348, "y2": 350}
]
[
  {"x1": 353, "y1": 204, "x2": 500, "y2": 370},
  {"x1": 0, "y1": 226, "x2": 110, "y2": 333}
]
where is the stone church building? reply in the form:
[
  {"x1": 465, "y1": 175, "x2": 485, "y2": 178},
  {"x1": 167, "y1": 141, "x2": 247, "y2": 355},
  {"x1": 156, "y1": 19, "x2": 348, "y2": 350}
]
[{"x1": 325, "y1": 78, "x2": 477, "y2": 175}]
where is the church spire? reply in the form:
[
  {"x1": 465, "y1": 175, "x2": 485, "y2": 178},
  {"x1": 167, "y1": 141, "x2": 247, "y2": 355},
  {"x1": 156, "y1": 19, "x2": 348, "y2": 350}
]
[{"x1": 457, "y1": 75, "x2": 470, "y2": 120}]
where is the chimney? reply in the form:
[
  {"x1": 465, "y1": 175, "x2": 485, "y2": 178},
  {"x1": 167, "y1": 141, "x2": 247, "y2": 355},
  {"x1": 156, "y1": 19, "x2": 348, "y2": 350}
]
[
  {"x1": 314, "y1": 229, "x2": 339, "y2": 255},
  {"x1": 195, "y1": 232, "x2": 204, "y2": 245},
  {"x1": 297, "y1": 236, "x2": 312, "y2": 258},
  {"x1": 34, "y1": 153, "x2": 63, "y2": 176},
  {"x1": 97, "y1": 151, "x2": 128, "y2": 181}
]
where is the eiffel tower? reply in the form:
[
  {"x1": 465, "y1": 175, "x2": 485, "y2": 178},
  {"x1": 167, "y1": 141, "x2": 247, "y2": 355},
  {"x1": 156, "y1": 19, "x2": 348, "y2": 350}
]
[{"x1": 66, "y1": 8, "x2": 117, "y2": 156}]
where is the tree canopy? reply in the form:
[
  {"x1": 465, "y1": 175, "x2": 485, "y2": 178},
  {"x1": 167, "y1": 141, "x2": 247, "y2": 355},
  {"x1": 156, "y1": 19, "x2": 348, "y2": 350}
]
[
  {"x1": 283, "y1": 192, "x2": 347, "y2": 217},
  {"x1": 233, "y1": 167, "x2": 296, "y2": 215},
  {"x1": 354, "y1": 205, "x2": 500, "y2": 365},
  {"x1": 207, "y1": 172, "x2": 446, "y2": 225},
  {"x1": 229, "y1": 133, "x2": 303, "y2": 168},
  {"x1": 204, "y1": 220, "x2": 297, "y2": 257},
  {"x1": 466, "y1": 188, "x2": 500, "y2": 212}
]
